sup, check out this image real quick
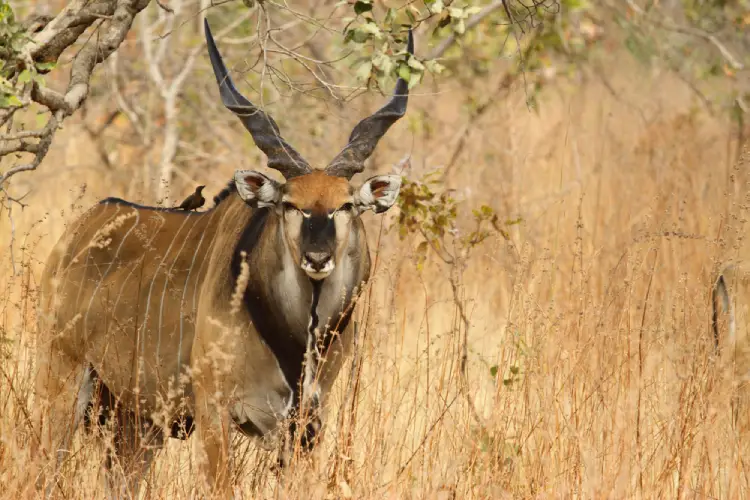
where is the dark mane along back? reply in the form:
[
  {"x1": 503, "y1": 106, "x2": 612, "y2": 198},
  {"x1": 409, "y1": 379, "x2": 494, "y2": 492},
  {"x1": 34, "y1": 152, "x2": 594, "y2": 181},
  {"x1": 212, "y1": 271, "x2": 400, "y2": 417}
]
[
  {"x1": 98, "y1": 198, "x2": 187, "y2": 213},
  {"x1": 212, "y1": 180, "x2": 236, "y2": 206},
  {"x1": 98, "y1": 179, "x2": 238, "y2": 212}
]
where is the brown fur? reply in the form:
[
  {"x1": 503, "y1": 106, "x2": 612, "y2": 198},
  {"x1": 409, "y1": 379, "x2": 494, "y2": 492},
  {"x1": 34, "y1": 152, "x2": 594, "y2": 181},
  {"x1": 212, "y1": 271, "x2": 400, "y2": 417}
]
[
  {"x1": 284, "y1": 171, "x2": 353, "y2": 213},
  {"x1": 712, "y1": 261, "x2": 750, "y2": 431},
  {"x1": 30, "y1": 173, "x2": 375, "y2": 497}
]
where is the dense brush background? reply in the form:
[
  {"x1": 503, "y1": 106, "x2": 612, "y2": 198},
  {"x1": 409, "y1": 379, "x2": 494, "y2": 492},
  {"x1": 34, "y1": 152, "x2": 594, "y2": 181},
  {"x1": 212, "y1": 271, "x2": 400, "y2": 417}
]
[{"x1": 1, "y1": 0, "x2": 750, "y2": 497}]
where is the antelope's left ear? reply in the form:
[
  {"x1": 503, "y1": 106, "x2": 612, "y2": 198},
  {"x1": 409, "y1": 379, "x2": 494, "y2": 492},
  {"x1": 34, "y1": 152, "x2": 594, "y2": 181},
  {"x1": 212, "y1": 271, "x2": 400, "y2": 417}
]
[
  {"x1": 356, "y1": 175, "x2": 402, "y2": 214},
  {"x1": 234, "y1": 170, "x2": 281, "y2": 207}
]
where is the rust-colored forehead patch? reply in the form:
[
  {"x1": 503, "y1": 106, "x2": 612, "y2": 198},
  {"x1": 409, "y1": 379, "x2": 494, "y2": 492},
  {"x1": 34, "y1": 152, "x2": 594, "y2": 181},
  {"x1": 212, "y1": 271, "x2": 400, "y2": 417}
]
[{"x1": 284, "y1": 170, "x2": 353, "y2": 212}]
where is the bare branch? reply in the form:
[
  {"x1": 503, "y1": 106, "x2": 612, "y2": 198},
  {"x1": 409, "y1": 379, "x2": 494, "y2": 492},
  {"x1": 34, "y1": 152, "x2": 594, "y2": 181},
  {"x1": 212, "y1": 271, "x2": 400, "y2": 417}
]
[
  {"x1": 155, "y1": 0, "x2": 175, "y2": 13},
  {"x1": 137, "y1": 5, "x2": 297, "y2": 202},
  {"x1": 0, "y1": 129, "x2": 48, "y2": 141},
  {"x1": 0, "y1": 111, "x2": 61, "y2": 186},
  {"x1": 0, "y1": 0, "x2": 151, "y2": 191},
  {"x1": 622, "y1": 0, "x2": 744, "y2": 70},
  {"x1": 109, "y1": 52, "x2": 147, "y2": 140},
  {"x1": 30, "y1": 85, "x2": 70, "y2": 113}
]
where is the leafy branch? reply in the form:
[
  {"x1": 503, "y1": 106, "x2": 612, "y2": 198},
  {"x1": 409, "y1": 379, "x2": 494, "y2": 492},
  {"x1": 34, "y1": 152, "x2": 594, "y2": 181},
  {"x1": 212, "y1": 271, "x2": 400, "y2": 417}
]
[
  {"x1": 396, "y1": 166, "x2": 522, "y2": 437},
  {"x1": 0, "y1": 0, "x2": 151, "y2": 274},
  {"x1": 0, "y1": 0, "x2": 152, "y2": 191}
]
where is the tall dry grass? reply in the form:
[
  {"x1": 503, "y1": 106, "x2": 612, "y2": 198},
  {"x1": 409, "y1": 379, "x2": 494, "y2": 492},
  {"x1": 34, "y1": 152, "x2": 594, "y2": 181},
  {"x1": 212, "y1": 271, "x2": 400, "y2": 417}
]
[{"x1": 1, "y1": 39, "x2": 749, "y2": 498}]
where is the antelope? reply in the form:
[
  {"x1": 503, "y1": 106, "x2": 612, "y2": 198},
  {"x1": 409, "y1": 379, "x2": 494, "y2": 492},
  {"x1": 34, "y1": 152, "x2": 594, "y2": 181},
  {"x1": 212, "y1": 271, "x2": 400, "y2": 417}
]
[
  {"x1": 712, "y1": 261, "x2": 750, "y2": 427},
  {"x1": 31, "y1": 19, "x2": 414, "y2": 497}
]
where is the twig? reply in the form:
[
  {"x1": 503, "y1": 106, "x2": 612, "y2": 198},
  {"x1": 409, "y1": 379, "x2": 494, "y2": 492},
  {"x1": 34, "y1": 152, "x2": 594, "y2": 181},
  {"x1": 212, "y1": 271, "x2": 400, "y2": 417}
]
[
  {"x1": 155, "y1": 0, "x2": 174, "y2": 13},
  {"x1": 449, "y1": 264, "x2": 490, "y2": 437},
  {"x1": 622, "y1": 0, "x2": 744, "y2": 70},
  {"x1": 442, "y1": 29, "x2": 540, "y2": 178},
  {"x1": 0, "y1": 186, "x2": 21, "y2": 275},
  {"x1": 140, "y1": 5, "x2": 256, "y2": 201},
  {"x1": 109, "y1": 52, "x2": 147, "y2": 140},
  {"x1": 0, "y1": 112, "x2": 62, "y2": 187},
  {"x1": 81, "y1": 108, "x2": 122, "y2": 169}
]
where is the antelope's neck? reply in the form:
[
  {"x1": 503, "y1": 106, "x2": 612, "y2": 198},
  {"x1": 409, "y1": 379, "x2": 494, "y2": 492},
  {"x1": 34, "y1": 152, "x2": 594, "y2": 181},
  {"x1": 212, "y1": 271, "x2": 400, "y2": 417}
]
[{"x1": 268, "y1": 215, "x2": 360, "y2": 340}]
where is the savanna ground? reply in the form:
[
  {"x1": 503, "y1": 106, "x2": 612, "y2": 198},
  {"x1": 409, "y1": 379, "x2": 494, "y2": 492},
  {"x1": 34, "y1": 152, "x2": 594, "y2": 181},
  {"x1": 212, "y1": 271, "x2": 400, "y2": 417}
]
[{"x1": 2, "y1": 2, "x2": 750, "y2": 498}]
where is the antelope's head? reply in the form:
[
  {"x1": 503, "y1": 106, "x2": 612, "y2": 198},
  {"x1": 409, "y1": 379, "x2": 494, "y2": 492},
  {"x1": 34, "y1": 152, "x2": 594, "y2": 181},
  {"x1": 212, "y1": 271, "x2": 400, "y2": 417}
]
[{"x1": 205, "y1": 20, "x2": 411, "y2": 280}]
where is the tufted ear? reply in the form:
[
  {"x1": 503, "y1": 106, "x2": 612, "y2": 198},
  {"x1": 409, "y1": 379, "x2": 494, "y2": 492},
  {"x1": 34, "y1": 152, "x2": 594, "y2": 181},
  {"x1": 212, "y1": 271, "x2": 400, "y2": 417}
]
[
  {"x1": 234, "y1": 170, "x2": 281, "y2": 207},
  {"x1": 356, "y1": 175, "x2": 402, "y2": 214}
]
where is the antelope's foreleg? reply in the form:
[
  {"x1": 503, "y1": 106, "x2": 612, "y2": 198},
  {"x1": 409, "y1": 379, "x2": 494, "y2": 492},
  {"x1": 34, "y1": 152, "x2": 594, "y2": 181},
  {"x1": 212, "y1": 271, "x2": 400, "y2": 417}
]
[
  {"x1": 193, "y1": 383, "x2": 233, "y2": 499},
  {"x1": 103, "y1": 406, "x2": 163, "y2": 500}
]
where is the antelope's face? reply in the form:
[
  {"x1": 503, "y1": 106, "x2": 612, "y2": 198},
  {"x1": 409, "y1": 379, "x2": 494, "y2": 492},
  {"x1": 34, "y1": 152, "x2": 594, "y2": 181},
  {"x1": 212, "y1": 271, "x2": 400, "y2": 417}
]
[
  {"x1": 205, "y1": 20, "x2": 412, "y2": 280},
  {"x1": 235, "y1": 169, "x2": 401, "y2": 280}
]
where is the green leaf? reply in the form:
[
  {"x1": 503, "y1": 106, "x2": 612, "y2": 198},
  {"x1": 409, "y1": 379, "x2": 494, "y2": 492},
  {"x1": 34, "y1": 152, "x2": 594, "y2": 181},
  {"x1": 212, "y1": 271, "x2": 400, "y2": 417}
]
[
  {"x1": 408, "y1": 71, "x2": 422, "y2": 89},
  {"x1": 372, "y1": 52, "x2": 393, "y2": 74},
  {"x1": 449, "y1": 7, "x2": 467, "y2": 19},
  {"x1": 624, "y1": 33, "x2": 651, "y2": 66},
  {"x1": 354, "y1": 1, "x2": 372, "y2": 15},
  {"x1": 17, "y1": 69, "x2": 31, "y2": 84},
  {"x1": 358, "y1": 22, "x2": 381, "y2": 37},
  {"x1": 453, "y1": 19, "x2": 466, "y2": 35},
  {"x1": 398, "y1": 64, "x2": 411, "y2": 81},
  {"x1": 407, "y1": 56, "x2": 425, "y2": 71},
  {"x1": 351, "y1": 28, "x2": 371, "y2": 44},
  {"x1": 415, "y1": 240, "x2": 428, "y2": 271},
  {"x1": 428, "y1": 0, "x2": 444, "y2": 14},
  {"x1": 384, "y1": 8, "x2": 396, "y2": 25},
  {"x1": 35, "y1": 61, "x2": 56, "y2": 71},
  {"x1": 355, "y1": 60, "x2": 373, "y2": 81},
  {"x1": 425, "y1": 60, "x2": 445, "y2": 75}
]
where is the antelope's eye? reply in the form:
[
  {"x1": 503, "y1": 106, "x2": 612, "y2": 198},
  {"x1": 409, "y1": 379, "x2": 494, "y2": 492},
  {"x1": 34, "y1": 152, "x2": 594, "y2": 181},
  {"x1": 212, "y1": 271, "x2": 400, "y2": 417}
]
[{"x1": 338, "y1": 203, "x2": 354, "y2": 213}]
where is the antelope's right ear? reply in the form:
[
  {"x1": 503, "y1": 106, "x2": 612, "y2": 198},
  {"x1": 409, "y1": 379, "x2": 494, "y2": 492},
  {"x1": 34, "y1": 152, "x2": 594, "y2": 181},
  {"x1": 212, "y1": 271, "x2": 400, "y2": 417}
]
[{"x1": 234, "y1": 170, "x2": 281, "y2": 207}]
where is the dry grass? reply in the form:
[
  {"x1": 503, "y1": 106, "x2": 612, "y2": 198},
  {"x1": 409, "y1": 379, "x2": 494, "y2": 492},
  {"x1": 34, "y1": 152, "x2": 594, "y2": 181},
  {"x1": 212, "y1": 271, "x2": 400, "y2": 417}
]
[{"x1": 1, "y1": 42, "x2": 750, "y2": 499}]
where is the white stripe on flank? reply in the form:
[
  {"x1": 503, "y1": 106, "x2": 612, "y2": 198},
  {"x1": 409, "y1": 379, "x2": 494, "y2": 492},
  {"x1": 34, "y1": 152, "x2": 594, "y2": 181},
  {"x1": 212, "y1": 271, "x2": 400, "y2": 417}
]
[
  {"x1": 188, "y1": 210, "x2": 223, "y2": 327},
  {"x1": 154, "y1": 213, "x2": 195, "y2": 362},
  {"x1": 83, "y1": 206, "x2": 138, "y2": 335},
  {"x1": 135, "y1": 212, "x2": 170, "y2": 361},
  {"x1": 75, "y1": 205, "x2": 122, "y2": 317},
  {"x1": 157, "y1": 213, "x2": 202, "y2": 380},
  {"x1": 104, "y1": 219, "x2": 168, "y2": 394},
  {"x1": 180, "y1": 208, "x2": 222, "y2": 372}
]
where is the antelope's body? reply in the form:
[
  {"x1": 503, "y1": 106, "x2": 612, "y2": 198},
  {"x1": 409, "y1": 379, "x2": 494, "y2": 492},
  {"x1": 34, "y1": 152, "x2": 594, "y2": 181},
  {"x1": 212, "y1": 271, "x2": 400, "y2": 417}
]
[
  {"x1": 31, "y1": 20, "x2": 413, "y2": 498},
  {"x1": 713, "y1": 261, "x2": 750, "y2": 424}
]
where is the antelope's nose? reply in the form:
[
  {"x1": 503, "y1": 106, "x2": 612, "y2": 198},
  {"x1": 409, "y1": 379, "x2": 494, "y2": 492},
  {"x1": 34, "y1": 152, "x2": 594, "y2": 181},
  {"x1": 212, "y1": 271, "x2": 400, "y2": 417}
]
[{"x1": 303, "y1": 252, "x2": 331, "y2": 271}]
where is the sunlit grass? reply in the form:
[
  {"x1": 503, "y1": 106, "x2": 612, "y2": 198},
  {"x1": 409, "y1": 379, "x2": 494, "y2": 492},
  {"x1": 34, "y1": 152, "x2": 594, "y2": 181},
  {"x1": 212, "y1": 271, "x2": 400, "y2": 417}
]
[{"x1": 1, "y1": 45, "x2": 749, "y2": 498}]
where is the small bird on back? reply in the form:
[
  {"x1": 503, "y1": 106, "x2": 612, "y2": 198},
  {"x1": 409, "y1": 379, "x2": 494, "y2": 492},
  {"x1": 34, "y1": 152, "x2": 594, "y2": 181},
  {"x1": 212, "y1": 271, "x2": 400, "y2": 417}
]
[{"x1": 176, "y1": 185, "x2": 206, "y2": 211}]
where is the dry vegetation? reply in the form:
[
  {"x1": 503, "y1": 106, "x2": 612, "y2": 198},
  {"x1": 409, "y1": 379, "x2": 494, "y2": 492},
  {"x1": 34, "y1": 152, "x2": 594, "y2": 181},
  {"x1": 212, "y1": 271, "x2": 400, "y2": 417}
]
[{"x1": 2, "y1": 5, "x2": 750, "y2": 498}]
